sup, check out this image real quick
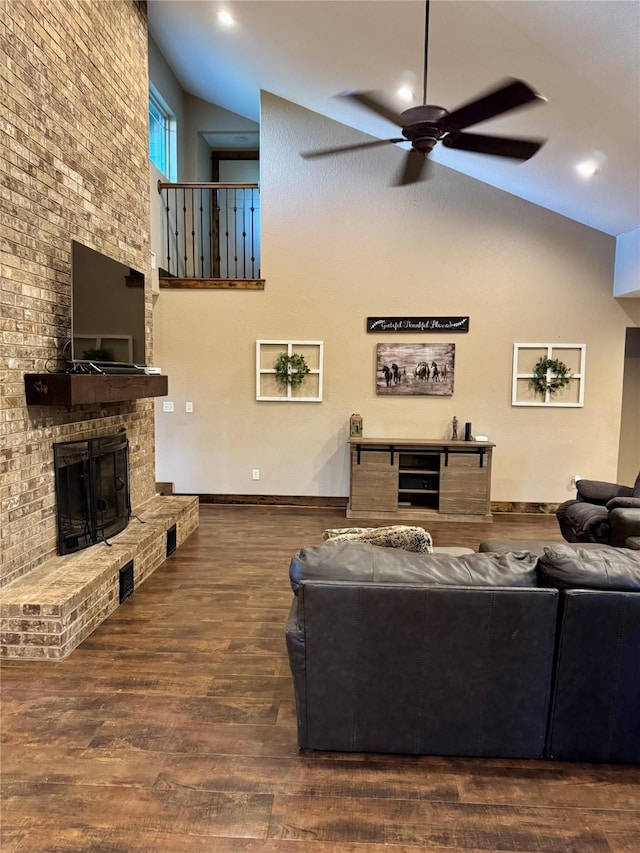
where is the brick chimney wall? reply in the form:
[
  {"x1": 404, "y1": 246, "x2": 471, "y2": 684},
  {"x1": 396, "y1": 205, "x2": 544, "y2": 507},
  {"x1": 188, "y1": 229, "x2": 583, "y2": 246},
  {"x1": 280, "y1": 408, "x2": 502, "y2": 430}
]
[{"x1": 1, "y1": 1, "x2": 157, "y2": 588}]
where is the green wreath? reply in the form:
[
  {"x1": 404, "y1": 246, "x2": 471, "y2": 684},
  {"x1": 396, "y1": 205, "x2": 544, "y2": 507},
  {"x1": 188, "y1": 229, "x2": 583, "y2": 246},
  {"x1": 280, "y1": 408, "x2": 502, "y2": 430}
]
[
  {"x1": 530, "y1": 356, "x2": 572, "y2": 395},
  {"x1": 274, "y1": 352, "x2": 310, "y2": 387}
]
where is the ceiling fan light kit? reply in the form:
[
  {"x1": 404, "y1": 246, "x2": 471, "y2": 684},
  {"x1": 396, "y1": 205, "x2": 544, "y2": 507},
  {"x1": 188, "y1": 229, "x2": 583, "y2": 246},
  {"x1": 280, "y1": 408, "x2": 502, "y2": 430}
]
[{"x1": 302, "y1": 0, "x2": 547, "y2": 186}]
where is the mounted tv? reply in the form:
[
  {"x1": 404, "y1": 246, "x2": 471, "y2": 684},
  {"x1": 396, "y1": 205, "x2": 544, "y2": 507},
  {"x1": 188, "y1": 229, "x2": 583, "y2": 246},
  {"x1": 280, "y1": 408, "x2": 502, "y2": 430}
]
[{"x1": 71, "y1": 240, "x2": 146, "y2": 366}]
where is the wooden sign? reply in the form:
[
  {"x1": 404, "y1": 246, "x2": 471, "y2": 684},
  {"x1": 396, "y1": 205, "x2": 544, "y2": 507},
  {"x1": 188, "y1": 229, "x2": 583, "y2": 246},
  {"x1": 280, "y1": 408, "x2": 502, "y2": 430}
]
[{"x1": 367, "y1": 316, "x2": 469, "y2": 333}]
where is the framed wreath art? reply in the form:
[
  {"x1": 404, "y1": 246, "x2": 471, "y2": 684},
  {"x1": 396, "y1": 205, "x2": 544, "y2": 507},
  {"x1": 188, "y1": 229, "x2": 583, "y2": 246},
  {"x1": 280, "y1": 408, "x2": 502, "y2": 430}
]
[
  {"x1": 256, "y1": 340, "x2": 324, "y2": 402},
  {"x1": 512, "y1": 344, "x2": 585, "y2": 407}
]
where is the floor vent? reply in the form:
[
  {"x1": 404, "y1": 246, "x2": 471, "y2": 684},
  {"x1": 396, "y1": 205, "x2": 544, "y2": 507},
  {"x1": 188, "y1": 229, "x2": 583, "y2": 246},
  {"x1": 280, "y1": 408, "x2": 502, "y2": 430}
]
[
  {"x1": 119, "y1": 560, "x2": 134, "y2": 603},
  {"x1": 166, "y1": 524, "x2": 177, "y2": 557}
]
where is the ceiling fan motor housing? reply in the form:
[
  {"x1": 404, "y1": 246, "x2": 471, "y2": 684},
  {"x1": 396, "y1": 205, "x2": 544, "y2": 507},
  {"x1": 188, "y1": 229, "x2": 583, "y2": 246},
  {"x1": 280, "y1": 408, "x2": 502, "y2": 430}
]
[{"x1": 401, "y1": 105, "x2": 449, "y2": 152}]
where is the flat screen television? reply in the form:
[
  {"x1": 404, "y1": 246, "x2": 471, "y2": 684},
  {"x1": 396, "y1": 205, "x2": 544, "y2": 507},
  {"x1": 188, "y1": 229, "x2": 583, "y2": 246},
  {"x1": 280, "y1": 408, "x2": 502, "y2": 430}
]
[{"x1": 71, "y1": 240, "x2": 146, "y2": 366}]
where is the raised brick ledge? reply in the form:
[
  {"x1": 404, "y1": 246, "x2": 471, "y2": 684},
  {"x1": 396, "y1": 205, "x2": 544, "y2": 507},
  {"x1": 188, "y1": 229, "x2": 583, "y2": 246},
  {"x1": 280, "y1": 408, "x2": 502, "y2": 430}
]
[{"x1": 0, "y1": 495, "x2": 199, "y2": 661}]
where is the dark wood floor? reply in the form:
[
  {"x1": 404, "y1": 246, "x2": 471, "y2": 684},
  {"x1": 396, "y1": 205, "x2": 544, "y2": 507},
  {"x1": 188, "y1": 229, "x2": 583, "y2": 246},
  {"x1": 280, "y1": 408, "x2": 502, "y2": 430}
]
[{"x1": 2, "y1": 506, "x2": 639, "y2": 852}]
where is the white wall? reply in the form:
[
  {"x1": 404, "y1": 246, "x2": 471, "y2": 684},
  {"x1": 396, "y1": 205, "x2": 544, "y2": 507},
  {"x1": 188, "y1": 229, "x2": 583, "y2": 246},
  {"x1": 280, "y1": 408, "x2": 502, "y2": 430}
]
[
  {"x1": 183, "y1": 93, "x2": 259, "y2": 182},
  {"x1": 153, "y1": 93, "x2": 639, "y2": 504},
  {"x1": 614, "y1": 227, "x2": 640, "y2": 297}
]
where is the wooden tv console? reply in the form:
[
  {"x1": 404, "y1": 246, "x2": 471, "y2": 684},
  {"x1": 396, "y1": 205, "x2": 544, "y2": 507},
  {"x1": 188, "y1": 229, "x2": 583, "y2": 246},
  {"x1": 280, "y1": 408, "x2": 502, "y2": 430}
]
[{"x1": 347, "y1": 437, "x2": 495, "y2": 522}]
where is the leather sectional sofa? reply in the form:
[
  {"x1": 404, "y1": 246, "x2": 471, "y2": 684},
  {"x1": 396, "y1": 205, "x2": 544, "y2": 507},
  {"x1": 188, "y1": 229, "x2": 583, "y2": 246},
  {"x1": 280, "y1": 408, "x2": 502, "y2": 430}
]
[{"x1": 285, "y1": 540, "x2": 640, "y2": 764}]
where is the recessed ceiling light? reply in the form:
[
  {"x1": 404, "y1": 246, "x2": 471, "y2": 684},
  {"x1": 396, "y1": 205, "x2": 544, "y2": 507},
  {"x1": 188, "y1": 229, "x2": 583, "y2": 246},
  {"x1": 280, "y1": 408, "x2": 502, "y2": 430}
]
[
  {"x1": 575, "y1": 159, "x2": 599, "y2": 179},
  {"x1": 217, "y1": 10, "x2": 235, "y2": 28},
  {"x1": 397, "y1": 86, "x2": 414, "y2": 103},
  {"x1": 575, "y1": 152, "x2": 607, "y2": 180}
]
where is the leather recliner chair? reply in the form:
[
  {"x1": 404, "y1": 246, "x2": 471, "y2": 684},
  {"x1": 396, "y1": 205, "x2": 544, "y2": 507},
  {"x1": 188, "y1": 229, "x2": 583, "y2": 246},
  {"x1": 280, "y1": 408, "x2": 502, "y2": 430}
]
[{"x1": 556, "y1": 473, "x2": 640, "y2": 547}]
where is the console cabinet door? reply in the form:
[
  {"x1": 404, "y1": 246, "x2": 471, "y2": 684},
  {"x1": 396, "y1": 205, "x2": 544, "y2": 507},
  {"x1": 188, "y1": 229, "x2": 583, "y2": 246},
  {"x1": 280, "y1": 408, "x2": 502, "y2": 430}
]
[
  {"x1": 439, "y1": 451, "x2": 491, "y2": 515},
  {"x1": 350, "y1": 448, "x2": 398, "y2": 512}
]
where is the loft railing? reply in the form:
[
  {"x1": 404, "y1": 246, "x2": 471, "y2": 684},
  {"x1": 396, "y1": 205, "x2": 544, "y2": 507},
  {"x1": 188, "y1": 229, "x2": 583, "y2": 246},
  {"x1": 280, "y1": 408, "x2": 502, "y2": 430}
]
[{"x1": 157, "y1": 181, "x2": 261, "y2": 284}]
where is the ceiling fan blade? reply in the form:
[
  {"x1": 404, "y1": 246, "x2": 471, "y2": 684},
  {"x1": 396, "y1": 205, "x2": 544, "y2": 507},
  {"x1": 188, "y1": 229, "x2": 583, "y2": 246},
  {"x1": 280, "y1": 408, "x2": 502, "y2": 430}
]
[
  {"x1": 301, "y1": 138, "x2": 404, "y2": 159},
  {"x1": 441, "y1": 78, "x2": 546, "y2": 132},
  {"x1": 442, "y1": 131, "x2": 545, "y2": 161},
  {"x1": 394, "y1": 150, "x2": 430, "y2": 186},
  {"x1": 341, "y1": 91, "x2": 405, "y2": 127}
]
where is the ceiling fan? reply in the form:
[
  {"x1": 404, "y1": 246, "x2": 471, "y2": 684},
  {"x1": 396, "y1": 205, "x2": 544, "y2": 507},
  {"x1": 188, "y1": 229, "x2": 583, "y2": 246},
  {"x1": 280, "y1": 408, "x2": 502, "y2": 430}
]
[{"x1": 301, "y1": 0, "x2": 547, "y2": 185}]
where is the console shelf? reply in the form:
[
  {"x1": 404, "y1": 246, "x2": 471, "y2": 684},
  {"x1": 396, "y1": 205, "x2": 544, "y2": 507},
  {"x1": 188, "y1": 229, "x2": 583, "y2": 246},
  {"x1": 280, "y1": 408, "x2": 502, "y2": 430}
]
[
  {"x1": 348, "y1": 437, "x2": 495, "y2": 522},
  {"x1": 24, "y1": 373, "x2": 168, "y2": 406}
]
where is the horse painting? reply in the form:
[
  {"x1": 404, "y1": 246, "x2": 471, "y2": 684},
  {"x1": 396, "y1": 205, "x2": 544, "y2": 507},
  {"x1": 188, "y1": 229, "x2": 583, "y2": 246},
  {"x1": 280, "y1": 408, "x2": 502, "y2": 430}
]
[{"x1": 376, "y1": 344, "x2": 455, "y2": 397}]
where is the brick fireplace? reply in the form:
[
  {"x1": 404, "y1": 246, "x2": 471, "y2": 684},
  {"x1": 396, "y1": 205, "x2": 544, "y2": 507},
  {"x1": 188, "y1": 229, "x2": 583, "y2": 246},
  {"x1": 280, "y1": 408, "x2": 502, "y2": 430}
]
[{"x1": 0, "y1": 0, "x2": 198, "y2": 659}]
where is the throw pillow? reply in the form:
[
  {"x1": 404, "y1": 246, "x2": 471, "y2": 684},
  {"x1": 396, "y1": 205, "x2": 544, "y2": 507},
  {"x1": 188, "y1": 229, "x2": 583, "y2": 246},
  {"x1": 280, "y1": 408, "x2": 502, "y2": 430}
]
[{"x1": 322, "y1": 525, "x2": 433, "y2": 553}]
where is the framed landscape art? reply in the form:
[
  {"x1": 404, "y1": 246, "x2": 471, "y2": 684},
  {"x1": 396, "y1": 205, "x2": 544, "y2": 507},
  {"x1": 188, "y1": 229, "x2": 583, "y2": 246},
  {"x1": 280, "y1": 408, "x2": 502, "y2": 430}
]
[{"x1": 376, "y1": 343, "x2": 455, "y2": 396}]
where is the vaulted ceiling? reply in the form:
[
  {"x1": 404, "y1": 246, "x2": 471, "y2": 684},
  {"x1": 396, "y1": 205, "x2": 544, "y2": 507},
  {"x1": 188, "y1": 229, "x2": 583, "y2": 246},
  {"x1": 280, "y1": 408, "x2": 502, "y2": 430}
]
[{"x1": 148, "y1": 0, "x2": 640, "y2": 237}]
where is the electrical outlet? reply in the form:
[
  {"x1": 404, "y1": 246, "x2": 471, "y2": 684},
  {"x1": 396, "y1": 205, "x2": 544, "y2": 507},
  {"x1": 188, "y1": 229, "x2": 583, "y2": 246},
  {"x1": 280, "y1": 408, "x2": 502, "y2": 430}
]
[
  {"x1": 185, "y1": 401, "x2": 193, "y2": 413},
  {"x1": 252, "y1": 469, "x2": 260, "y2": 480},
  {"x1": 162, "y1": 401, "x2": 174, "y2": 412}
]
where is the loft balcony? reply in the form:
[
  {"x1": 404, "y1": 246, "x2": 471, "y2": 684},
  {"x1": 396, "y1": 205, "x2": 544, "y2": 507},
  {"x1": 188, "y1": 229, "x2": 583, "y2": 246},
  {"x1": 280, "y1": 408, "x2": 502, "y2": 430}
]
[{"x1": 157, "y1": 181, "x2": 264, "y2": 290}]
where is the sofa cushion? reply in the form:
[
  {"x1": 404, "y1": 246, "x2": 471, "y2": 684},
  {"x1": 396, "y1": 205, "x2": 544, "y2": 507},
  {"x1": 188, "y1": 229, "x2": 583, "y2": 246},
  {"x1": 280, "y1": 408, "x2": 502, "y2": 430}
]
[
  {"x1": 479, "y1": 539, "x2": 607, "y2": 556},
  {"x1": 538, "y1": 544, "x2": 640, "y2": 591},
  {"x1": 289, "y1": 540, "x2": 538, "y2": 595}
]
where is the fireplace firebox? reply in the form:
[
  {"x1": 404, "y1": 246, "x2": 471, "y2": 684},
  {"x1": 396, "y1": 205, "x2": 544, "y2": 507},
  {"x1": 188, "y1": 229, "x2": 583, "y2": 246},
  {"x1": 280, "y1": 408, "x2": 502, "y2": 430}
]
[{"x1": 53, "y1": 431, "x2": 131, "y2": 555}]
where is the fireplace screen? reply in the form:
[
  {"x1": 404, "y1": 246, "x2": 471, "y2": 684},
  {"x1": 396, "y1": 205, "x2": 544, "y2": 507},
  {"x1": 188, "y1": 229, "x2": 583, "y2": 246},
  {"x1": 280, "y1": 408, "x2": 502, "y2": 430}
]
[{"x1": 53, "y1": 431, "x2": 131, "y2": 555}]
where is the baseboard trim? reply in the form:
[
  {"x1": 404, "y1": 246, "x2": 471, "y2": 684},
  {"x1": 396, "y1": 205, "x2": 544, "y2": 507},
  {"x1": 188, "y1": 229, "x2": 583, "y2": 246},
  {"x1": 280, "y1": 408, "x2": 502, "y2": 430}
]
[
  {"x1": 187, "y1": 494, "x2": 349, "y2": 508},
  {"x1": 491, "y1": 502, "x2": 559, "y2": 514},
  {"x1": 179, "y1": 494, "x2": 559, "y2": 514}
]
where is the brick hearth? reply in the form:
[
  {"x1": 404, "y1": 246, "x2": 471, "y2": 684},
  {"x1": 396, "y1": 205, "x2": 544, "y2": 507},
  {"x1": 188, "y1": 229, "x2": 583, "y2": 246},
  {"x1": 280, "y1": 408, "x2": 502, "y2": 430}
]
[{"x1": 0, "y1": 496, "x2": 198, "y2": 661}]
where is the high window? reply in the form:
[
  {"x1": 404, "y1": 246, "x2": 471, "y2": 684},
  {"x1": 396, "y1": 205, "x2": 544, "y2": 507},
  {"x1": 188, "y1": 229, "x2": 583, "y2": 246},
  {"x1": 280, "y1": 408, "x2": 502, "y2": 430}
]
[{"x1": 149, "y1": 87, "x2": 176, "y2": 181}]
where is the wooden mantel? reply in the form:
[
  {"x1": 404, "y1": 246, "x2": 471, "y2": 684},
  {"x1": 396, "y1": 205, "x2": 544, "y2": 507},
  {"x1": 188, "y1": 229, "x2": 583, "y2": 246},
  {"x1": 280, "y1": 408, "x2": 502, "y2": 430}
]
[{"x1": 24, "y1": 373, "x2": 168, "y2": 406}]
